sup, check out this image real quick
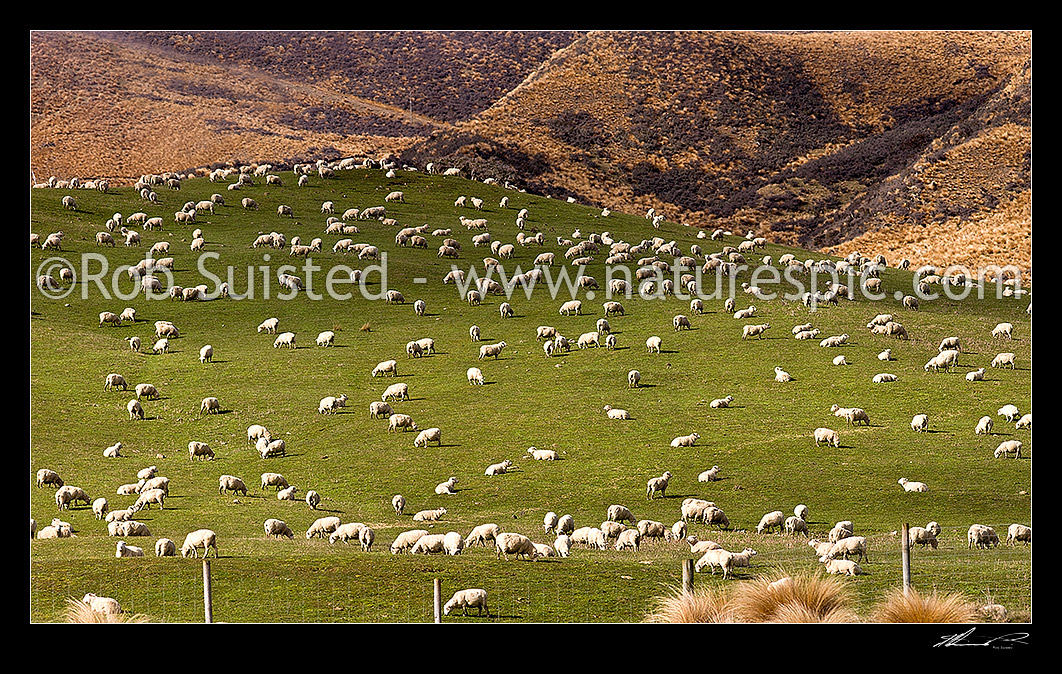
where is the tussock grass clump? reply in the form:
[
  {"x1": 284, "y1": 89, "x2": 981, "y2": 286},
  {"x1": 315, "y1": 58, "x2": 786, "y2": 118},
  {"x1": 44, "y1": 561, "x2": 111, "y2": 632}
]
[
  {"x1": 63, "y1": 598, "x2": 150, "y2": 624},
  {"x1": 643, "y1": 586, "x2": 737, "y2": 624},
  {"x1": 869, "y1": 587, "x2": 978, "y2": 623},
  {"x1": 728, "y1": 570, "x2": 860, "y2": 624}
]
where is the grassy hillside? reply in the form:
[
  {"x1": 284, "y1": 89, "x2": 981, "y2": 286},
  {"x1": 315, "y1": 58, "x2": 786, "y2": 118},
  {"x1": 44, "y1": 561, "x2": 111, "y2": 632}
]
[{"x1": 29, "y1": 166, "x2": 1032, "y2": 623}]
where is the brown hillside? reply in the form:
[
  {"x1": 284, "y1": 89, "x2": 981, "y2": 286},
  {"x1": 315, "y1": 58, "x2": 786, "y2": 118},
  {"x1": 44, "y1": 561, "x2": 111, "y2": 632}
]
[{"x1": 29, "y1": 30, "x2": 1031, "y2": 277}]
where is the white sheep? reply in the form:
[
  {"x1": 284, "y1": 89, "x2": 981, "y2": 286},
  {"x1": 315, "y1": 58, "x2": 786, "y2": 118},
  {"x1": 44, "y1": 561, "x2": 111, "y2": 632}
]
[
  {"x1": 372, "y1": 360, "x2": 399, "y2": 377},
  {"x1": 1015, "y1": 413, "x2": 1032, "y2": 429},
  {"x1": 305, "y1": 490, "x2": 322, "y2": 510},
  {"x1": 414, "y1": 427, "x2": 443, "y2": 447},
  {"x1": 413, "y1": 507, "x2": 447, "y2": 522},
  {"x1": 36, "y1": 468, "x2": 63, "y2": 489},
  {"x1": 774, "y1": 366, "x2": 793, "y2": 383},
  {"x1": 277, "y1": 485, "x2": 299, "y2": 501},
  {"x1": 556, "y1": 515, "x2": 575, "y2": 537},
  {"x1": 526, "y1": 446, "x2": 558, "y2": 461},
  {"x1": 319, "y1": 394, "x2": 349, "y2": 414},
  {"x1": 670, "y1": 432, "x2": 699, "y2": 448},
  {"x1": 603, "y1": 405, "x2": 630, "y2": 420},
  {"x1": 821, "y1": 535, "x2": 868, "y2": 563},
  {"x1": 180, "y1": 529, "x2": 219, "y2": 558},
  {"x1": 1006, "y1": 524, "x2": 1031, "y2": 546},
  {"x1": 188, "y1": 440, "x2": 215, "y2": 461},
  {"x1": 710, "y1": 395, "x2": 734, "y2": 408},
  {"x1": 822, "y1": 558, "x2": 865, "y2": 575},
  {"x1": 742, "y1": 323, "x2": 770, "y2": 340},
  {"x1": 898, "y1": 477, "x2": 929, "y2": 492},
  {"x1": 910, "y1": 414, "x2": 929, "y2": 432},
  {"x1": 975, "y1": 416, "x2": 994, "y2": 435},
  {"x1": 646, "y1": 336, "x2": 663, "y2": 353},
  {"x1": 261, "y1": 472, "x2": 289, "y2": 491},
  {"x1": 756, "y1": 511, "x2": 785, "y2": 534},
  {"x1": 390, "y1": 529, "x2": 429, "y2": 554},
  {"x1": 484, "y1": 459, "x2": 513, "y2": 476},
  {"x1": 994, "y1": 440, "x2": 1023, "y2": 459},
  {"x1": 991, "y1": 352, "x2": 1016, "y2": 369},
  {"x1": 991, "y1": 322, "x2": 1014, "y2": 339},
  {"x1": 264, "y1": 519, "x2": 294, "y2": 540},
  {"x1": 997, "y1": 404, "x2": 1021, "y2": 422},
  {"x1": 831, "y1": 404, "x2": 870, "y2": 426},
  {"x1": 966, "y1": 368, "x2": 986, "y2": 382},
  {"x1": 698, "y1": 466, "x2": 721, "y2": 482},
  {"x1": 478, "y1": 341, "x2": 507, "y2": 360},
  {"x1": 646, "y1": 471, "x2": 672, "y2": 499},
  {"x1": 257, "y1": 317, "x2": 279, "y2": 334},
  {"x1": 606, "y1": 504, "x2": 637, "y2": 525},
  {"x1": 409, "y1": 533, "x2": 447, "y2": 555},
  {"x1": 465, "y1": 523, "x2": 501, "y2": 548},
  {"x1": 388, "y1": 413, "x2": 417, "y2": 433},
  {"x1": 115, "y1": 541, "x2": 144, "y2": 558},
  {"x1": 814, "y1": 427, "x2": 840, "y2": 448},
  {"x1": 495, "y1": 533, "x2": 539, "y2": 561},
  {"x1": 444, "y1": 589, "x2": 490, "y2": 617},
  {"x1": 967, "y1": 524, "x2": 999, "y2": 549}
]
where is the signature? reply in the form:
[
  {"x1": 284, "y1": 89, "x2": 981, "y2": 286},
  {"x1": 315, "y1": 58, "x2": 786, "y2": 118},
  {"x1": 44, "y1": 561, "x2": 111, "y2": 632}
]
[{"x1": 934, "y1": 628, "x2": 1029, "y2": 648}]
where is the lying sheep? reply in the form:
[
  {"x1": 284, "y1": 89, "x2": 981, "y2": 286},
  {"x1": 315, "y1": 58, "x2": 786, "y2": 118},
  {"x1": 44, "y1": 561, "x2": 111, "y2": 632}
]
[
  {"x1": 413, "y1": 507, "x2": 447, "y2": 522},
  {"x1": 527, "y1": 446, "x2": 558, "y2": 461},
  {"x1": 435, "y1": 476, "x2": 459, "y2": 495},
  {"x1": 710, "y1": 395, "x2": 734, "y2": 409},
  {"x1": 823, "y1": 558, "x2": 865, "y2": 576},
  {"x1": 116, "y1": 541, "x2": 144, "y2": 557},
  {"x1": 670, "y1": 432, "x2": 700, "y2": 448},
  {"x1": 484, "y1": 459, "x2": 513, "y2": 476},
  {"x1": 898, "y1": 478, "x2": 929, "y2": 493},
  {"x1": 698, "y1": 466, "x2": 721, "y2": 482}
]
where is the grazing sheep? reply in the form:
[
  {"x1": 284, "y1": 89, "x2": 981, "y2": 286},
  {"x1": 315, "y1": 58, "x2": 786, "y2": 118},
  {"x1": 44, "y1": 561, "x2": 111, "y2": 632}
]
[
  {"x1": 55, "y1": 485, "x2": 91, "y2": 510},
  {"x1": 200, "y1": 397, "x2": 221, "y2": 415},
  {"x1": 257, "y1": 318, "x2": 280, "y2": 334},
  {"x1": 391, "y1": 529, "x2": 430, "y2": 554},
  {"x1": 36, "y1": 468, "x2": 64, "y2": 489},
  {"x1": 785, "y1": 516, "x2": 809, "y2": 537},
  {"x1": 814, "y1": 428, "x2": 840, "y2": 447},
  {"x1": 694, "y1": 549, "x2": 736, "y2": 578},
  {"x1": 910, "y1": 414, "x2": 929, "y2": 432},
  {"x1": 408, "y1": 533, "x2": 448, "y2": 555},
  {"x1": 180, "y1": 529, "x2": 219, "y2": 558},
  {"x1": 1006, "y1": 524, "x2": 1031, "y2": 546},
  {"x1": 606, "y1": 504, "x2": 637, "y2": 525},
  {"x1": 967, "y1": 524, "x2": 999, "y2": 549},
  {"x1": 264, "y1": 519, "x2": 294, "y2": 540},
  {"x1": 615, "y1": 529, "x2": 641, "y2": 551},
  {"x1": 831, "y1": 404, "x2": 870, "y2": 426},
  {"x1": 495, "y1": 532, "x2": 538, "y2": 561},
  {"x1": 975, "y1": 415, "x2": 994, "y2": 435},
  {"x1": 821, "y1": 535, "x2": 868, "y2": 563},
  {"x1": 444, "y1": 589, "x2": 490, "y2": 617},
  {"x1": 305, "y1": 516, "x2": 341, "y2": 540},
  {"x1": 1015, "y1": 413, "x2": 1032, "y2": 429},
  {"x1": 388, "y1": 414, "x2": 417, "y2": 433},
  {"x1": 132, "y1": 488, "x2": 166, "y2": 511},
  {"x1": 443, "y1": 531, "x2": 465, "y2": 556},
  {"x1": 994, "y1": 440, "x2": 1023, "y2": 459},
  {"x1": 261, "y1": 473, "x2": 289, "y2": 491},
  {"x1": 319, "y1": 394, "x2": 349, "y2": 414},
  {"x1": 909, "y1": 525, "x2": 939, "y2": 550},
  {"x1": 465, "y1": 523, "x2": 501, "y2": 548},
  {"x1": 756, "y1": 511, "x2": 785, "y2": 534},
  {"x1": 372, "y1": 360, "x2": 399, "y2": 377},
  {"x1": 556, "y1": 515, "x2": 575, "y2": 537},
  {"x1": 414, "y1": 427, "x2": 443, "y2": 447},
  {"x1": 188, "y1": 440, "x2": 215, "y2": 461},
  {"x1": 646, "y1": 471, "x2": 673, "y2": 499},
  {"x1": 991, "y1": 352, "x2": 1016, "y2": 369},
  {"x1": 872, "y1": 373, "x2": 897, "y2": 383},
  {"x1": 991, "y1": 322, "x2": 1014, "y2": 339},
  {"x1": 305, "y1": 490, "x2": 321, "y2": 510},
  {"x1": 327, "y1": 522, "x2": 365, "y2": 545},
  {"x1": 997, "y1": 404, "x2": 1021, "y2": 422},
  {"x1": 898, "y1": 478, "x2": 929, "y2": 492}
]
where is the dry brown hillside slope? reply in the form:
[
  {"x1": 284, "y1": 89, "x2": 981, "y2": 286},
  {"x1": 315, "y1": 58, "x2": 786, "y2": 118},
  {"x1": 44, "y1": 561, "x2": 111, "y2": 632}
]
[{"x1": 30, "y1": 30, "x2": 1031, "y2": 278}]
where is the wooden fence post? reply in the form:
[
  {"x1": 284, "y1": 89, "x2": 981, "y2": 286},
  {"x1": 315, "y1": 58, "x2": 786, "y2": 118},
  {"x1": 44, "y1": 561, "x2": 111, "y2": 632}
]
[
  {"x1": 901, "y1": 523, "x2": 911, "y2": 595},
  {"x1": 682, "y1": 559, "x2": 695, "y2": 593},
  {"x1": 433, "y1": 578, "x2": 442, "y2": 623},
  {"x1": 203, "y1": 559, "x2": 213, "y2": 624}
]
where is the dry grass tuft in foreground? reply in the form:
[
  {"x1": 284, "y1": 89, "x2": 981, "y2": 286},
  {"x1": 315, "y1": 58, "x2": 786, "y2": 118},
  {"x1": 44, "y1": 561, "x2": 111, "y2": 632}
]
[{"x1": 63, "y1": 598, "x2": 150, "y2": 624}]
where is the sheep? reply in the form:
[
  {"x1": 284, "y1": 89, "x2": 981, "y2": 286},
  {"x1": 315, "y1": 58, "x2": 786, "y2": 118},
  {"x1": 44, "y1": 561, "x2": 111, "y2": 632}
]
[
  {"x1": 821, "y1": 535, "x2": 868, "y2": 563},
  {"x1": 319, "y1": 394, "x2": 349, "y2": 414},
  {"x1": 559, "y1": 300, "x2": 582, "y2": 316},
  {"x1": 126, "y1": 336, "x2": 142, "y2": 352},
  {"x1": 273, "y1": 332, "x2": 297, "y2": 349},
  {"x1": 188, "y1": 440, "x2": 215, "y2": 461},
  {"x1": 104, "y1": 373, "x2": 128, "y2": 392},
  {"x1": 606, "y1": 504, "x2": 637, "y2": 525},
  {"x1": 257, "y1": 437, "x2": 286, "y2": 459},
  {"x1": 703, "y1": 506, "x2": 731, "y2": 529},
  {"x1": 819, "y1": 334, "x2": 849, "y2": 348},
  {"x1": 134, "y1": 383, "x2": 159, "y2": 400},
  {"x1": 435, "y1": 477, "x2": 459, "y2": 495},
  {"x1": 774, "y1": 367, "x2": 793, "y2": 383},
  {"x1": 997, "y1": 404, "x2": 1021, "y2": 422},
  {"x1": 829, "y1": 521, "x2": 855, "y2": 543},
  {"x1": 924, "y1": 350, "x2": 960, "y2": 372},
  {"x1": 685, "y1": 535, "x2": 723, "y2": 556},
  {"x1": 388, "y1": 414, "x2": 417, "y2": 433},
  {"x1": 315, "y1": 331, "x2": 336, "y2": 348},
  {"x1": 115, "y1": 541, "x2": 145, "y2": 558},
  {"x1": 603, "y1": 301, "x2": 625, "y2": 316},
  {"x1": 614, "y1": 529, "x2": 641, "y2": 551},
  {"x1": 670, "y1": 432, "x2": 699, "y2": 448},
  {"x1": 992, "y1": 352, "x2": 1016, "y2": 369},
  {"x1": 372, "y1": 360, "x2": 399, "y2": 378},
  {"x1": 264, "y1": 519, "x2": 295, "y2": 540},
  {"x1": 1015, "y1": 413, "x2": 1032, "y2": 429},
  {"x1": 872, "y1": 372, "x2": 898, "y2": 383},
  {"x1": 132, "y1": 488, "x2": 166, "y2": 511},
  {"x1": 785, "y1": 516, "x2": 810, "y2": 537},
  {"x1": 444, "y1": 589, "x2": 490, "y2": 617},
  {"x1": 673, "y1": 314, "x2": 692, "y2": 331},
  {"x1": 756, "y1": 511, "x2": 785, "y2": 534},
  {"x1": 911, "y1": 414, "x2": 929, "y2": 432},
  {"x1": 180, "y1": 529, "x2": 218, "y2": 558},
  {"x1": 414, "y1": 427, "x2": 443, "y2": 447},
  {"x1": 823, "y1": 558, "x2": 865, "y2": 576},
  {"x1": 603, "y1": 405, "x2": 630, "y2": 420},
  {"x1": 527, "y1": 446, "x2": 558, "y2": 461},
  {"x1": 831, "y1": 404, "x2": 870, "y2": 426},
  {"x1": 1006, "y1": 524, "x2": 1032, "y2": 546},
  {"x1": 898, "y1": 478, "x2": 929, "y2": 492},
  {"x1": 681, "y1": 498, "x2": 715, "y2": 522},
  {"x1": 556, "y1": 515, "x2": 575, "y2": 537},
  {"x1": 694, "y1": 549, "x2": 736, "y2": 578},
  {"x1": 966, "y1": 368, "x2": 986, "y2": 382},
  {"x1": 637, "y1": 520, "x2": 667, "y2": 540},
  {"x1": 305, "y1": 490, "x2": 322, "y2": 510},
  {"x1": 742, "y1": 323, "x2": 771, "y2": 340},
  {"x1": 967, "y1": 524, "x2": 1000, "y2": 549},
  {"x1": 91, "y1": 497, "x2": 109, "y2": 520},
  {"x1": 646, "y1": 471, "x2": 673, "y2": 499},
  {"x1": 55, "y1": 485, "x2": 90, "y2": 510},
  {"x1": 257, "y1": 317, "x2": 280, "y2": 334},
  {"x1": 992, "y1": 322, "x2": 1014, "y2": 339},
  {"x1": 908, "y1": 526, "x2": 939, "y2": 550},
  {"x1": 327, "y1": 522, "x2": 366, "y2": 545},
  {"x1": 698, "y1": 466, "x2": 722, "y2": 482},
  {"x1": 478, "y1": 341, "x2": 507, "y2": 360},
  {"x1": 490, "y1": 532, "x2": 535, "y2": 564},
  {"x1": 975, "y1": 416, "x2": 994, "y2": 435},
  {"x1": 485, "y1": 459, "x2": 513, "y2": 476},
  {"x1": 151, "y1": 339, "x2": 169, "y2": 355},
  {"x1": 277, "y1": 485, "x2": 299, "y2": 501},
  {"x1": 369, "y1": 401, "x2": 394, "y2": 419},
  {"x1": 994, "y1": 440, "x2": 1023, "y2": 459},
  {"x1": 391, "y1": 529, "x2": 429, "y2": 554},
  {"x1": 304, "y1": 516, "x2": 341, "y2": 540},
  {"x1": 413, "y1": 507, "x2": 447, "y2": 522},
  {"x1": 218, "y1": 475, "x2": 248, "y2": 496},
  {"x1": 109, "y1": 521, "x2": 150, "y2": 537},
  {"x1": 36, "y1": 468, "x2": 63, "y2": 489},
  {"x1": 813, "y1": 427, "x2": 841, "y2": 448},
  {"x1": 464, "y1": 523, "x2": 501, "y2": 548},
  {"x1": 710, "y1": 395, "x2": 734, "y2": 409},
  {"x1": 261, "y1": 473, "x2": 289, "y2": 491}
]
